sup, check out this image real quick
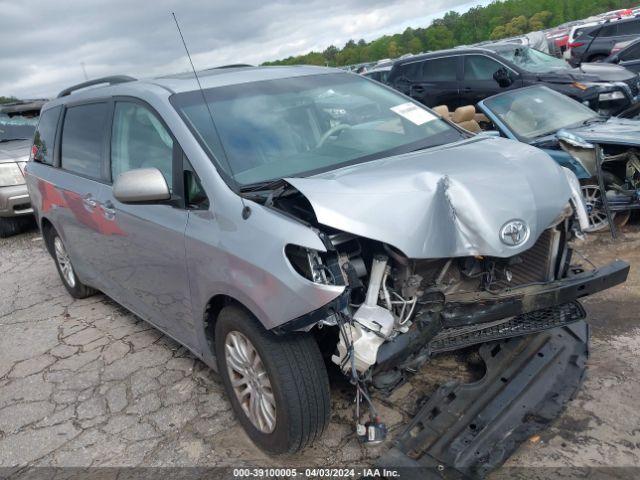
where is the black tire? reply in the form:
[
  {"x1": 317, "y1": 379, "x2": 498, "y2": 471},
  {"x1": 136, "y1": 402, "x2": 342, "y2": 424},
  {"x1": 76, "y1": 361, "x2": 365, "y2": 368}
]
[
  {"x1": 215, "y1": 305, "x2": 330, "y2": 455},
  {"x1": 0, "y1": 217, "x2": 21, "y2": 238},
  {"x1": 46, "y1": 228, "x2": 97, "y2": 299}
]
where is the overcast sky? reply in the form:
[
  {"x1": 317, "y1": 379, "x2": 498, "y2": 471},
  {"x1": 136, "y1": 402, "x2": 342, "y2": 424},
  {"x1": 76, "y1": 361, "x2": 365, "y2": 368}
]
[{"x1": 0, "y1": 0, "x2": 488, "y2": 99}]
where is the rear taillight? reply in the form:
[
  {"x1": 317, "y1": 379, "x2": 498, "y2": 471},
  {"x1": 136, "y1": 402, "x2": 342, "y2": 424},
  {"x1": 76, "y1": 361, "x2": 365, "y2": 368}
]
[{"x1": 568, "y1": 42, "x2": 585, "y2": 49}]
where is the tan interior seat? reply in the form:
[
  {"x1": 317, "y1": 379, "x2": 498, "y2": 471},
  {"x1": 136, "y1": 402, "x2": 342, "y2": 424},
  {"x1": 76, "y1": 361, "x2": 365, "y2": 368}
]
[
  {"x1": 432, "y1": 105, "x2": 450, "y2": 118},
  {"x1": 452, "y1": 105, "x2": 481, "y2": 133}
]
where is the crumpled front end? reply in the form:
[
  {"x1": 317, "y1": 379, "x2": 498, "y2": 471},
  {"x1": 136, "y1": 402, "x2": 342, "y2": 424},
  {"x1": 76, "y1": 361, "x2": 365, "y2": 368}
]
[
  {"x1": 275, "y1": 211, "x2": 627, "y2": 387},
  {"x1": 258, "y1": 138, "x2": 629, "y2": 386}
]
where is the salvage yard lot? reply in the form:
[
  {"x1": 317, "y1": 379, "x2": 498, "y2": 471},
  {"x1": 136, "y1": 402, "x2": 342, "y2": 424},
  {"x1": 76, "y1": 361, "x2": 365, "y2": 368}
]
[{"x1": 1, "y1": 226, "x2": 639, "y2": 474}]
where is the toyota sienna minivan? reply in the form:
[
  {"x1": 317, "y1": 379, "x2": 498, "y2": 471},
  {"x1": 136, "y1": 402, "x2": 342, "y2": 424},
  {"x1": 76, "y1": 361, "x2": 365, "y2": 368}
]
[{"x1": 25, "y1": 66, "x2": 629, "y2": 455}]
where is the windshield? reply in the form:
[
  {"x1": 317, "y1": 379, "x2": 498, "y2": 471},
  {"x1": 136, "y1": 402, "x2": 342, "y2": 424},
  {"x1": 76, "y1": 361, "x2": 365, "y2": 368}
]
[
  {"x1": 171, "y1": 72, "x2": 463, "y2": 187},
  {"x1": 0, "y1": 113, "x2": 38, "y2": 142},
  {"x1": 494, "y1": 46, "x2": 570, "y2": 73},
  {"x1": 483, "y1": 87, "x2": 599, "y2": 141}
]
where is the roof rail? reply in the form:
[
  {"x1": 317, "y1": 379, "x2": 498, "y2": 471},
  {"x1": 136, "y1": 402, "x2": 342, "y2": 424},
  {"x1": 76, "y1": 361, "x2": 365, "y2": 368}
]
[
  {"x1": 57, "y1": 75, "x2": 137, "y2": 98},
  {"x1": 203, "y1": 64, "x2": 254, "y2": 71}
]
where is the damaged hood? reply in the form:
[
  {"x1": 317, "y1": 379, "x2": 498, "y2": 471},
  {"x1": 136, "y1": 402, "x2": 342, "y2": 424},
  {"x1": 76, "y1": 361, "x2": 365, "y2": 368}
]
[
  {"x1": 566, "y1": 117, "x2": 640, "y2": 146},
  {"x1": 285, "y1": 137, "x2": 573, "y2": 259}
]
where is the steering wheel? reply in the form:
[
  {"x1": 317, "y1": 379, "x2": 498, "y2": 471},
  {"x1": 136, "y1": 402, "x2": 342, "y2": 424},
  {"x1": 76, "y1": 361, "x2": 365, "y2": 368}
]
[{"x1": 316, "y1": 123, "x2": 352, "y2": 148}]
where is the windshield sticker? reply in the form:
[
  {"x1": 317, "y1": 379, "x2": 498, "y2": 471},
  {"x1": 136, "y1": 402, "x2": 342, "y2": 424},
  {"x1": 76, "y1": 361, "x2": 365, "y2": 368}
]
[{"x1": 390, "y1": 102, "x2": 436, "y2": 125}]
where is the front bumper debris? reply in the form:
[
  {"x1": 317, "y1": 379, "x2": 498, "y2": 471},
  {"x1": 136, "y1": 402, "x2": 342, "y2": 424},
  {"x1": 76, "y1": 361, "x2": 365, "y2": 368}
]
[
  {"x1": 378, "y1": 321, "x2": 590, "y2": 479},
  {"x1": 375, "y1": 260, "x2": 628, "y2": 371},
  {"x1": 429, "y1": 301, "x2": 585, "y2": 353},
  {"x1": 437, "y1": 260, "x2": 629, "y2": 328}
]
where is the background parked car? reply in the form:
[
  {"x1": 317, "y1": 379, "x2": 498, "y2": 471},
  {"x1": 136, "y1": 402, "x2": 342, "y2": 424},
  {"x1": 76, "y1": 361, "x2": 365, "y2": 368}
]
[
  {"x1": 387, "y1": 44, "x2": 639, "y2": 115},
  {"x1": 568, "y1": 15, "x2": 640, "y2": 65},
  {"x1": 606, "y1": 37, "x2": 640, "y2": 73},
  {"x1": 477, "y1": 85, "x2": 640, "y2": 232},
  {"x1": 0, "y1": 100, "x2": 44, "y2": 237},
  {"x1": 362, "y1": 64, "x2": 392, "y2": 84}
]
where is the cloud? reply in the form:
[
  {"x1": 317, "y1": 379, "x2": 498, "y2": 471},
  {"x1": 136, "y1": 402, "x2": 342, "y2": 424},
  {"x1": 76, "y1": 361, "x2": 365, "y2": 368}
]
[{"x1": 0, "y1": 0, "x2": 482, "y2": 98}]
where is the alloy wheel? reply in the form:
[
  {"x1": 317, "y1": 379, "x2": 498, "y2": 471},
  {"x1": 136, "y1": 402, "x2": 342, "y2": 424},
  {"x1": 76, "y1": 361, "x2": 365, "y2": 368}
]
[
  {"x1": 224, "y1": 330, "x2": 277, "y2": 434},
  {"x1": 54, "y1": 236, "x2": 76, "y2": 288},
  {"x1": 581, "y1": 184, "x2": 613, "y2": 232}
]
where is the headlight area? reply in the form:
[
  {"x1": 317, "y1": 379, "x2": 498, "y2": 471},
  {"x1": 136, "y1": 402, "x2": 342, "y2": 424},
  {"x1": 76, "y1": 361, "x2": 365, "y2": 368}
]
[
  {"x1": 598, "y1": 91, "x2": 626, "y2": 102},
  {"x1": 0, "y1": 162, "x2": 26, "y2": 187},
  {"x1": 284, "y1": 244, "x2": 344, "y2": 286}
]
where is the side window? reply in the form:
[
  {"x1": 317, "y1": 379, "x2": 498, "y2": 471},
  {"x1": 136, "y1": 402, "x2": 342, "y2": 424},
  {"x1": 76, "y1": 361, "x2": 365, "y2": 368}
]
[
  {"x1": 421, "y1": 57, "x2": 457, "y2": 82},
  {"x1": 620, "y1": 42, "x2": 640, "y2": 61},
  {"x1": 111, "y1": 102, "x2": 174, "y2": 191},
  {"x1": 397, "y1": 62, "x2": 423, "y2": 81},
  {"x1": 61, "y1": 103, "x2": 108, "y2": 178},
  {"x1": 464, "y1": 55, "x2": 502, "y2": 81},
  {"x1": 32, "y1": 106, "x2": 61, "y2": 165},
  {"x1": 617, "y1": 20, "x2": 640, "y2": 36},
  {"x1": 599, "y1": 24, "x2": 617, "y2": 37}
]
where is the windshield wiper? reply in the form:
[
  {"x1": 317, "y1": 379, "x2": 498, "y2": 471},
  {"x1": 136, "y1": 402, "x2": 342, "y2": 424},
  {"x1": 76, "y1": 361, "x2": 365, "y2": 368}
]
[
  {"x1": 239, "y1": 178, "x2": 288, "y2": 193},
  {"x1": 582, "y1": 116, "x2": 608, "y2": 126},
  {"x1": 0, "y1": 137, "x2": 28, "y2": 143}
]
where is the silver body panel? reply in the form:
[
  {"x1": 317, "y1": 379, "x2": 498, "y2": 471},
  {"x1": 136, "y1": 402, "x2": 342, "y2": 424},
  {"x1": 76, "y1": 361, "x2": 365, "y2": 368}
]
[{"x1": 25, "y1": 66, "x2": 574, "y2": 368}]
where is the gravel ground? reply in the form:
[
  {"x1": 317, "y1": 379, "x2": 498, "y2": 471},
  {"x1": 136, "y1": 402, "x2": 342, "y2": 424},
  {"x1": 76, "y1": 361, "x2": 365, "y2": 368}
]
[{"x1": 0, "y1": 223, "x2": 639, "y2": 476}]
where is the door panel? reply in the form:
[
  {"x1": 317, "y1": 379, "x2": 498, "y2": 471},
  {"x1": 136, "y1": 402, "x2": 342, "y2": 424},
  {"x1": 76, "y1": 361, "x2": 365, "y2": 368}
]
[
  {"x1": 93, "y1": 100, "x2": 195, "y2": 349},
  {"x1": 395, "y1": 57, "x2": 460, "y2": 108},
  {"x1": 55, "y1": 102, "x2": 111, "y2": 288}
]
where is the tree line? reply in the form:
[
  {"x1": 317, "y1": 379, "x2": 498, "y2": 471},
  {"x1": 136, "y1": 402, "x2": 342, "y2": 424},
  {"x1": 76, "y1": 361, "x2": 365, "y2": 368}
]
[{"x1": 263, "y1": 0, "x2": 638, "y2": 67}]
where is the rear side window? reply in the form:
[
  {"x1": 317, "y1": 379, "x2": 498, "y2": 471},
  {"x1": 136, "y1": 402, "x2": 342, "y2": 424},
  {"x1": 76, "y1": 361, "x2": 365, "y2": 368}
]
[
  {"x1": 463, "y1": 55, "x2": 502, "y2": 81},
  {"x1": 599, "y1": 24, "x2": 618, "y2": 37},
  {"x1": 617, "y1": 20, "x2": 640, "y2": 36},
  {"x1": 61, "y1": 103, "x2": 109, "y2": 179},
  {"x1": 111, "y1": 102, "x2": 174, "y2": 190},
  {"x1": 32, "y1": 106, "x2": 61, "y2": 165},
  {"x1": 396, "y1": 61, "x2": 423, "y2": 81},
  {"x1": 422, "y1": 57, "x2": 458, "y2": 82}
]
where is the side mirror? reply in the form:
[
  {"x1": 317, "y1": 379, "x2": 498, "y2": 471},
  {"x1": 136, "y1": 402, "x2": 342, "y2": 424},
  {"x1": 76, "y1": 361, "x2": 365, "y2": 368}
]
[
  {"x1": 611, "y1": 55, "x2": 620, "y2": 64},
  {"x1": 493, "y1": 67, "x2": 513, "y2": 88},
  {"x1": 113, "y1": 168, "x2": 170, "y2": 203}
]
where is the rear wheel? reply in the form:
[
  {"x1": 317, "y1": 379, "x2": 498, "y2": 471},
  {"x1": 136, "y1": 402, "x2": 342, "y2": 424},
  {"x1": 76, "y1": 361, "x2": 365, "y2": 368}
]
[
  {"x1": 0, "y1": 218, "x2": 21, "y2": 238},
  {"x1": 47, "y1": 229, "x2": 96, "y2": 298},
  {"x1": 581, "y1": 173, "x2": 631, "y2": 232},
  {"x1": 215, "y1": 305, "x2": 330, "y2": 454}
]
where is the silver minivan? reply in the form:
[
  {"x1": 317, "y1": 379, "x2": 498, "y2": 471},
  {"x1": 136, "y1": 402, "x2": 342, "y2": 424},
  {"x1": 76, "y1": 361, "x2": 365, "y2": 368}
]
[{"x1": 25, "y1": 66, "x2": 629, "y2": 454}]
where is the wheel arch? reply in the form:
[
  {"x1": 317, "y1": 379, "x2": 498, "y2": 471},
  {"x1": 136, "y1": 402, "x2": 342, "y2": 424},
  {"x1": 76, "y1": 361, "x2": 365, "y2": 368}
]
[
  {"x1": 203, "y1": 294, "x2": 259, "y2": 355},
  {"x1": 40, "y1": 217, "x2": 55, "y2": 257}
]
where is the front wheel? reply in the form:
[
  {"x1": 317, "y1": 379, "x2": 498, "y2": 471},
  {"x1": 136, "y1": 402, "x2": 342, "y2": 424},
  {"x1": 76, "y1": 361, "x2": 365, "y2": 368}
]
[
  {"x1": 215, "y1": 306, "x2": 330, "y2": 455},
  {"x1": 581, "y1": 173, "x2": 631, "y2": 232}
]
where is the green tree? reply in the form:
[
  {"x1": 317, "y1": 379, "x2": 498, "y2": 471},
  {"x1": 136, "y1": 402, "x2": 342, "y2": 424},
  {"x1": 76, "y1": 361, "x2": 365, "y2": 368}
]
[
  {"x1": 529, "y1": 11, "x2": 553, "y2": 31},
  {"x1": 262, "y1": 0, "x2": 639, "y2": 67}
]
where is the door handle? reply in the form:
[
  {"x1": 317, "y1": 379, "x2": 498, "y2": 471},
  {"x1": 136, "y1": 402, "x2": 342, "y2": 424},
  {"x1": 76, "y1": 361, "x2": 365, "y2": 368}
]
[
  {"x1": 83, "y1": 194, "x2": 97, "y2": 209},
  {"x1": 412, "y1": 86, "x2": 425, "y2": 93},
  {"x1": 102, "y1": 200, "x2": 116, "y2": 220}
]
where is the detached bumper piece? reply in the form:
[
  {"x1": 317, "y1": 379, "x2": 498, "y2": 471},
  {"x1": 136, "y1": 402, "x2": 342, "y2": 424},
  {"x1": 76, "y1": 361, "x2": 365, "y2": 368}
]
[
  {"x1": 429, "y1": 301, "x2": 585, "y2": 353},
  {"x1": 379, "y1": 321, "x2": 590, "y2": 479}
]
